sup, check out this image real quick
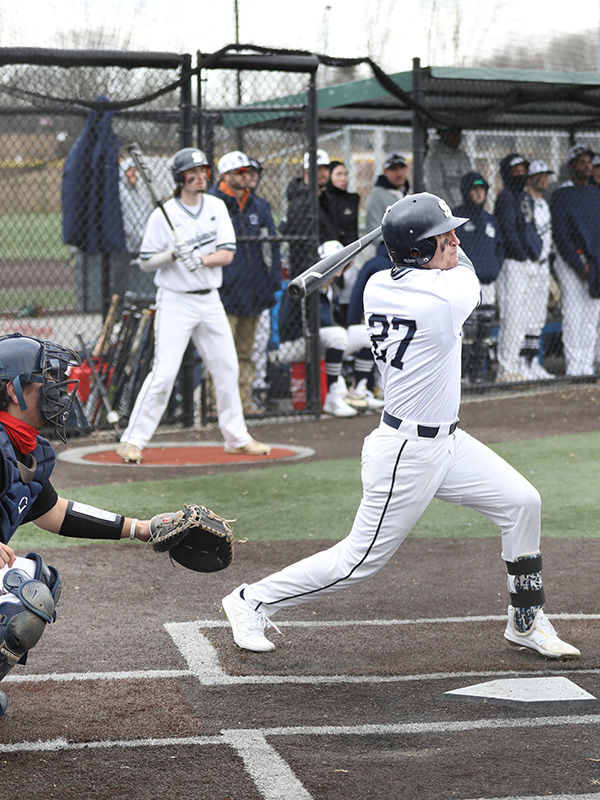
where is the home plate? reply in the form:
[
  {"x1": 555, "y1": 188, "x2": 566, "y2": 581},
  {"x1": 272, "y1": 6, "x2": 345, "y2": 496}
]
[{"x1": 445, "y1": 677, "x2": 596, "y2": 706}]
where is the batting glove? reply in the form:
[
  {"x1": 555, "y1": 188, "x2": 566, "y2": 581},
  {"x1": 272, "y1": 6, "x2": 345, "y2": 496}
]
[
  {"x1": 173, "y1": 240, "x2": 198, "y2": 261},
  {"x1": 180, "y1": 250, "x2": 204, "y2": 273}
]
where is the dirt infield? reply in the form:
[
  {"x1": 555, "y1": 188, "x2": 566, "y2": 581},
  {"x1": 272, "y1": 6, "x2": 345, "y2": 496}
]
[
  {"x1": 52, "y1": 383, "x2": 600, "y2": 487},
  {"x1": 1, "y1": 384, "x2": 600, "y2": 800}
]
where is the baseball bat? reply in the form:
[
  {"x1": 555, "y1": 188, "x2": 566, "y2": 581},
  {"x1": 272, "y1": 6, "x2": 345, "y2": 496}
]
[
  {"x1": 77, "y1": 333, "x2": 120, "y2": 426},
  {"x1": 287, "y1": 226, "x2": 382, "y2": 300},
  {"x1": 127, "y1": 142, "x2": 184, "y2": 243},
  {"x1": 92, "y1": 293, "x2": 120, "y2": 359}
]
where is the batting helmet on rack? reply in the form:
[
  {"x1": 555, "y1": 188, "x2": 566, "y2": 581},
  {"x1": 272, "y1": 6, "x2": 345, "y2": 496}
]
[
  {"x1": 0, "y1": 333, "x2": 80, "y2": 443},
  {"x1": 171, "y1": 148, "x2": 210, "y2": 185},
  {"x1": 381, "y1": 192, "x2": 468, "y2": 267}
]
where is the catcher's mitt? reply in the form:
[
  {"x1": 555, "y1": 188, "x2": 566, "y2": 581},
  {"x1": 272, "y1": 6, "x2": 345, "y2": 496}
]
[{"x1": 148, "y1": 504, "x2": 234, "y2": 572}]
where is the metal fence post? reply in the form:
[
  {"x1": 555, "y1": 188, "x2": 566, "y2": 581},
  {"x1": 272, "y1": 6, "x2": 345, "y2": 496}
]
[{"x1": 179, "y1": 53, "x2": 196, "y2": 428}]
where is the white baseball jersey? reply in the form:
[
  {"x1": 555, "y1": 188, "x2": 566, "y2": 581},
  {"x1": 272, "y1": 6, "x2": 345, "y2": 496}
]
[
  {"x1": 363, "y1": 252, "x2": 480, "y2": 423},
  {"x1": 140, "y1": 195, "x2": 236, "y2": 292}
]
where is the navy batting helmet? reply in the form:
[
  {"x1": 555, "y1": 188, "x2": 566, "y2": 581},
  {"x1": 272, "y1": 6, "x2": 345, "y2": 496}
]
[
  {"x1": 381, "y1": 192, "x2": 468, "y2": 267},
  {"x1": 171, "y1": 148, "x2": 209, "y2": 185},
  {"x1": 0, "y1": 333, "x2": 81, "y2": 442}
]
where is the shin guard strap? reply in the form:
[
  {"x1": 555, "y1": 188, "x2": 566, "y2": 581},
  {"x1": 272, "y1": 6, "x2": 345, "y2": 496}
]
[
  {"x1": 510, "y1": 587, "x2": 546, "y2": 608},
  {"x1": 506, "y1": 555, "x2": 542, "y2": 575}
]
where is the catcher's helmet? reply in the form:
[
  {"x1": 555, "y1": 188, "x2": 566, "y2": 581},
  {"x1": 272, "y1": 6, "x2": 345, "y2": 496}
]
[
  {"x1": 382, "y1": 192, "x2": 468, "y2": 267},
  {"x1": 171, "y1": 147, "x2": 209, "y2": 185},
  {"x1": 0, "y1": 333, "x2": 81, "y2": 442}
]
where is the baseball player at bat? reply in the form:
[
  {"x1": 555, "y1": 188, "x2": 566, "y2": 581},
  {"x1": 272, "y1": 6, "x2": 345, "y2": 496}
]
[
  {"x1": 0, "y1": 332, "x2": 234, "y2": 717},
  {"x1": 222, "y1": 192, "x2": 580, "y2": 661},
  {"x1": 116, "y1": 147, "x2": 270, "y2": 464}
]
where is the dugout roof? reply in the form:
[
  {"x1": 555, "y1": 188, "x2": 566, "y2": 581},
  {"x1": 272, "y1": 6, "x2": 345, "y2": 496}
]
[{"x1": 229, "y1": 63, "x2": 600, "y2": 132}]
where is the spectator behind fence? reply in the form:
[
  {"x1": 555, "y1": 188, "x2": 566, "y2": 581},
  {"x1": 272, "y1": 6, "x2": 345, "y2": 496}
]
[
  {"x1": 423, "y1": 127, "x2": 472, "y2": 208},
  {"x1": 209, "y1": 151, "x2": 282, "y2": 415},
  {"x1": 592, "y1": 153, "x2": 600, "y2": 188},
  {"x1": 118, "y1": 157, "x2": 155, "y2": 301},
  {"x1": 276, "y1": 241, "x2": 382, "y2": 416},
  {"x1": 452, "y1": 172, "x2": 504, "y2": 383},
  {"x1": 280, "y1": 149, "x2": 330, "y2": 280},
  {"x1": 493, "y1": 153, "x2": 543, "y2": 382},
  {"x1": 365, "y1": 151, "x2": 410, "y2": 241},
  {"x1": 116, "y1": 147, "x2": 270, "y2": 464},
  {"x1": 550, "y1": 144, "x2": 600, "y2": 376},
  {"x1": 319, "y1": 160, "x2": 360, "y2": 325},
  {"x1": 247, "y1": 156, "x2": 279, "y2": 411},
  {"x1": 520, "y1": 160, "x2": 556, "y2": 380}
]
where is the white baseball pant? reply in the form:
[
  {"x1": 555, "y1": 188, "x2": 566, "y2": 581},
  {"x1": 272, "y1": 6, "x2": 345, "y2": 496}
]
[
  {"x1": 553, "y1": 254, "x2": 600, "y2": 376},
  {"x1": 244, "y1": 422, "x2": 540, "y2": 614},
  {"x1": 496, "y1": 258, "x2": 550, "y2": 374},
  {"x1": 121, "y1": 288, "x2": 251, "y2": 449}
]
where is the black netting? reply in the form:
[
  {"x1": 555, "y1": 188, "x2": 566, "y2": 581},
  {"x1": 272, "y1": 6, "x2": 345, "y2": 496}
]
[{"x1": 2, "y1": 45, "x2": 599, "y2": 436}]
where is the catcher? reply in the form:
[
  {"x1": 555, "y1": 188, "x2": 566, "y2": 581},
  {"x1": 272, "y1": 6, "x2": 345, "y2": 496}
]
[{"x1": 0, "y1": 333, "x2": 233, "y2": 717}]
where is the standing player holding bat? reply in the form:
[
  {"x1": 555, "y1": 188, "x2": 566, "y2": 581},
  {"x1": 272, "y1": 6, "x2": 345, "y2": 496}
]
[
  {"x1": 116, "y1": 147, "x2": 270, "y2": 463},
  {"x1": 222, "y1": 192, "x2": 579, "y2": 661}
]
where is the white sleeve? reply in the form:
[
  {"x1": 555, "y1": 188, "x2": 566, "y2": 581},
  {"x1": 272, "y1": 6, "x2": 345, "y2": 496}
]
[
  {"x1": 448, "y1": 265, "x2": 481, "y2": 333},
  {"x1": 139, "y1": 207, "x2": 174, "y2": 259},
  {"x1": 457, "y1": 246, "x2": 475, "y2": 273}
]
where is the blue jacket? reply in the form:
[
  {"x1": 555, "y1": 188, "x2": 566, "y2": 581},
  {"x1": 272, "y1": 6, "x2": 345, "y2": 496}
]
[
  {"x1": 346, "y1": 242, "x2": 391, "y2": 325},
  {"x1": 209, "y1": 185, "x2": 282, "y2": 317},
  {"x1": 0, "y1": 427, "x2": 55, "y2": 545},
  {"x1": 551, "y1": 184, "x2": 600, "y2": 298},
  {"x1": 61, "y1": 97, "x2": 124, "y2": 255},
  {"x1": 453, "y1": 173, "x2": 504, "y2": 284},
  {"x1": 493, "y1": 154, "x2": 542, "y2": 262}
]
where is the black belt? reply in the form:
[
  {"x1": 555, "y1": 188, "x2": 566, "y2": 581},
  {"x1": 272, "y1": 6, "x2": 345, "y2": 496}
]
[
  {"x1": 383, "y1": 410, "x2": 458, "y2": 439},
  {"x1": 186, "y1": 289, "x2": 211, "y2": 295}
]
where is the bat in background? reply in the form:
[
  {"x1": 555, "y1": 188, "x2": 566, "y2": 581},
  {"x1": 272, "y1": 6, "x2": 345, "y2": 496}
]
[
  {"x1": 127, "y1": 142, "x2": 184, "y2": 244},
  {"x1": 76, "y1": 333, "x2": 120, "y2": 427},
  {"x1": 287, "y1": 226, "x2": 382, "y2": 300},
  {"x1": 92, "y1": 293, "x2": 120, "y2": 359}
]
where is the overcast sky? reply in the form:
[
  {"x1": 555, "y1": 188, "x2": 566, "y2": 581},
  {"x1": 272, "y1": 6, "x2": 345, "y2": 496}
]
[{"x1": 2, "y1": 0, "x2": 598, "y2": 73}]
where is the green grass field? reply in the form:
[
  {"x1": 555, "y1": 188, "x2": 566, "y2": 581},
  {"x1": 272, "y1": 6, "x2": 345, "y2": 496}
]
[
  {"x1": 11, "y1": 431, "x2": 599, "y2": 552},
  {"x1": 0, "y1": 212, "x2": 71, "y2": 260}
]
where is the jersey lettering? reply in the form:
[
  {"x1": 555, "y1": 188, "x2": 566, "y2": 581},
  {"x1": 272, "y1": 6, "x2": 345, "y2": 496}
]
[{"x1": 368, "y1": 314, "x2": 417, "y2": 370}]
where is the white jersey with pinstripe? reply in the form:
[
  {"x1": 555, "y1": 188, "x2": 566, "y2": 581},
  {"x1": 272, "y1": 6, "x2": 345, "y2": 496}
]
[
  {"x1": 363, "y1": 250, "x2": 480, "y2": 424},
  {"x1": 139, "y1": 195, "x2": 236, "y2": 292}
]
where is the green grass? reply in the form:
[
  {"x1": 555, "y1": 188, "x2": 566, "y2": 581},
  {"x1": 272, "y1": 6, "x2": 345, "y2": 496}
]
[
  {"x1": 0, "y1": 287, "x2": 77, "y2": 313},
  {"x1": 11, "y1": 431, "x2": 600, "y2": 552},
  {"x1": 0, "y1": 212, "x2": 71, "y2": 260}
]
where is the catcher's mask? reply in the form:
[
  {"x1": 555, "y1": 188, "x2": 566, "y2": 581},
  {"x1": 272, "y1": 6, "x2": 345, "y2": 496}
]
[{"x1": 0, "y1": 333, "x2": 81, "y2": 442}]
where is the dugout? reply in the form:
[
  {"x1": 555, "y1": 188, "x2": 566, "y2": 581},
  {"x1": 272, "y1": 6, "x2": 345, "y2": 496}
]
[
  {"x1": 227, "y1": 54, "x2": 600, "y2": 390},
  {"x1": 3, "y1": 46, "x2": 600, "y2": 435}
]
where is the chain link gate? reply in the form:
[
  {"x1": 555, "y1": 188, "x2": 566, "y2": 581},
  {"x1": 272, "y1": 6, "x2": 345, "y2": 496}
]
[
  {"x1": 195, "y1": 50, "x2": 322, "y2": 422},
  {"x1": 0, "y1": 48, "x2": 195, "y2": 434}
]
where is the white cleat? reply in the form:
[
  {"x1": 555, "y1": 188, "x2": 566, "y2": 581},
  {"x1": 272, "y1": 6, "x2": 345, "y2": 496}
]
[
  {"x1": 352, "y1": 378, "x2": 385, "y2": 410},
  {"x1": 525, "y1": 360, "x2": 556, "y2": 380},
  {"x1": 222, "y1": 585, "x2": 277, "y2": 652},
  {"x1": 504, "y1": 606, "x2": 580, "y2": 660},
  {"x1": 116, "y1": 442, "x2": 143, "y2": 463},
  {"x1": 323, "y1": 393, "x2": 358, "y2": 417},
  {"x1": 224, "y1": 439, "x2": 271, "y2": 456}
]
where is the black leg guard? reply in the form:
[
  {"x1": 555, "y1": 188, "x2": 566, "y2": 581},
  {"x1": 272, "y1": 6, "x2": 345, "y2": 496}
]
[
  {"x1": 506, "y1": 553, "x2": 545, "y2": 633},
  {"x1": 0, "y1": 554, "x2": 59, "y2": 684}
]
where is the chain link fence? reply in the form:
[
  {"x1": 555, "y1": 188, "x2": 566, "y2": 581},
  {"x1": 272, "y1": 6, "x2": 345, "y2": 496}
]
[{"x1": 1, "y1": 47, "x2": 599, "y2": 438}]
